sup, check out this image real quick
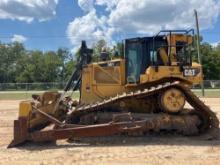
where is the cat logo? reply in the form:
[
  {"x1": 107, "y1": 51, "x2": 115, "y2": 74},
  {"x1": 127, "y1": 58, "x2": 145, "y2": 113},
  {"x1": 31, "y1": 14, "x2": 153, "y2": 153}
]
[{"x1": 184, "y1": 68, "x2": 199, "y2": 77}]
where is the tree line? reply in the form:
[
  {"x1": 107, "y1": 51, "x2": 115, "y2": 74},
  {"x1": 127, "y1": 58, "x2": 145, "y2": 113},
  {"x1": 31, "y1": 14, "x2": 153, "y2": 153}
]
[
  {"x1": 0, "y1": 40, "x2": 220, "y2": 84},
  {"x1": 0, "y1": 42, "x2": 74, "y2": 83}
]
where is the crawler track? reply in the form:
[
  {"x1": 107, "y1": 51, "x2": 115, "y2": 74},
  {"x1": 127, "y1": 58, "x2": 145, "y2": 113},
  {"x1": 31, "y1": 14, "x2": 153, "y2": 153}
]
[{"x1": 67, "y1": 81, "x2": 219, "y2": 137}]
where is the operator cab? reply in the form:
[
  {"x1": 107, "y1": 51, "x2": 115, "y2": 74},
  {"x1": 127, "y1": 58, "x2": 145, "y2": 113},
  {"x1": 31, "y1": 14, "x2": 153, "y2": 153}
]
[{"x1": 125, "y1": 30, "x2": 195, "y2": 84}]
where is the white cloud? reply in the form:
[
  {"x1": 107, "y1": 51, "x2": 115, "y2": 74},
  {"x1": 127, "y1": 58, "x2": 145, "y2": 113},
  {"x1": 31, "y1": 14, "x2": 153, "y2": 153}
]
[
  {"x1": 108, "y1": 0, "x2": 220, "y2": 34},
  {"x1": 211, "y1": 42, "x2": 220, "y2": 48},
  {"x1": 78, "y1": 0, "x2": 94, "y2": 12},
  {"x1": 0, "y1": 0, "x2": 58, "y2": 23},
  {"x1": 11, "y1": 34, "x2": 27, "y2": 43},
  {"x1": 68, "y1": 0, "x2": 220, "y2": 51},
  {"x1": 95, "y1": 0, "x2": 118, "y2": 11},
  {"x1": 67, "y1": 10, "x2": 111, "y2": 49}
]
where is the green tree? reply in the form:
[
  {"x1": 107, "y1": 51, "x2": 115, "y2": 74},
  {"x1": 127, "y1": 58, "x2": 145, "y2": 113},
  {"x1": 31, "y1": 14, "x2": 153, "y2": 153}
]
[
  {"x1": 0, "y1": 42, "x2": 25, "y2": 83},
  {"x1": 200, "y1": 43, "x2": 220, "y2": 80},
  {"x1": 114, "y1": 42, "x2": 124, "y2": 58},
  {"x1": 92, "y1": 39, "x2": 107, "y2": 61},
  {"x1": 16, "y1": 50, "x2": 45, "y2": 83}
]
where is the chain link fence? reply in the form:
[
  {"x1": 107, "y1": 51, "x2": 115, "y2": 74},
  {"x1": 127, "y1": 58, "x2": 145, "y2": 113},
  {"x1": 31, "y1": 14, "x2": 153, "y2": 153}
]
[
  {"x1": 0, "y1": 82, "x2": 68, "y2": 100},
  {"x1": 0, "y1": 80, "x2": 220, "y2": 99},
  {"x1": 193, "y1": 80, "x2": 220, "y2": 89},
  {"x1": 0, "y1": 82, "x2": 67, "y2": 91}
]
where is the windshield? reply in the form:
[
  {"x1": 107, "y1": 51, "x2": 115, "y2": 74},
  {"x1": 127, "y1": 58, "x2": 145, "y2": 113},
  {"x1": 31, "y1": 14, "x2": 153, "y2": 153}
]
[{"x1": 126, "y1": 42, "x2": 142, "y2": 83}]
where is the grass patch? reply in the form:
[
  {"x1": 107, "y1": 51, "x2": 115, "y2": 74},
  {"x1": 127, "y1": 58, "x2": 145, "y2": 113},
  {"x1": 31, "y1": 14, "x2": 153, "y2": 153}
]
[
  {"x1": 0, "y1": 91, "x2": 80, "y2": 100},
  {"x1": 192, "y1": 89, "x2": 220, "y2": 98},
  {"x1": 0, "y1": 89, "x2": 220, "y2": 100}
]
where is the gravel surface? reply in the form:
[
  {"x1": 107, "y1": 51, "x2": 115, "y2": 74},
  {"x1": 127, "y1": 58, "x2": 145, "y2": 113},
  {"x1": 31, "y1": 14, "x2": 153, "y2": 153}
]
[{"x1": 0, "y1": 99, "x2": 220, "y2": 165}]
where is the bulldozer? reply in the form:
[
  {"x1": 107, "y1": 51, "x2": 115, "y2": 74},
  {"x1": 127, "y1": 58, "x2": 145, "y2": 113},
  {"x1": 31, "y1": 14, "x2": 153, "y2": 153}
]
[{"x1": 8, "y1": 29, "x2": 219, "y2": 148}]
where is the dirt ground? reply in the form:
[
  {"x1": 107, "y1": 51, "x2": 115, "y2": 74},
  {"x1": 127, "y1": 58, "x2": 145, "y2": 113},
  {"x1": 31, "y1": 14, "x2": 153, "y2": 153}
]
[{"x1": 0, "y1": 99, "x2": 220, "y2": 165}]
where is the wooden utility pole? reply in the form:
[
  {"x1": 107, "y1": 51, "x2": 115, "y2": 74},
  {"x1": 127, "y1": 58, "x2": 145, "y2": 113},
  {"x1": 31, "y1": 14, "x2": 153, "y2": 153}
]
[{"x1": 194, "y1": 9, "x2": 205, "y2": 97}]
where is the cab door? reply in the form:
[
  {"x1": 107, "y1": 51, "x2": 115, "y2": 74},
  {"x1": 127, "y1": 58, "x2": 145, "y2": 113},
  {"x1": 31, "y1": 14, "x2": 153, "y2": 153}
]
[{"x1": 125, "y1": 39, "x2": 143, "y2": 84}]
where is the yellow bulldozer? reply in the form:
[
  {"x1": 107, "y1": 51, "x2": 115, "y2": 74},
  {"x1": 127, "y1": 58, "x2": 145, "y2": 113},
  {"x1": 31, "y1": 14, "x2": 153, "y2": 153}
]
[{"x1": 8, "y1": 30, "x2": 219, "y2": 148}]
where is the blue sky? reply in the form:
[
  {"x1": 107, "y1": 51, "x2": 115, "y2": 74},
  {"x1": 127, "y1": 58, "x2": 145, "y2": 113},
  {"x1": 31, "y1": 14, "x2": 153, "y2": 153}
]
[
  {"x1": 203, "y1": 19, "x2": 220, "y2": 45},
  {"x1": 0, "y1": 0, "x2": 81, "y2": 50},
  {"x1": 0, "y1": 0, "x2": 220, "y2": 51}
]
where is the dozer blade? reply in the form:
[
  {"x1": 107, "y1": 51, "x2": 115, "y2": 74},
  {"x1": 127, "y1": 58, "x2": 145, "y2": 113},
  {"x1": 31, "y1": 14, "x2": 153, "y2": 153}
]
[
  {"x1": 8, "y1": 117, "x2": 29, "y2": 148},
  {"x1": 8, "y1": 115, "x2": 144, "y2": 148}
]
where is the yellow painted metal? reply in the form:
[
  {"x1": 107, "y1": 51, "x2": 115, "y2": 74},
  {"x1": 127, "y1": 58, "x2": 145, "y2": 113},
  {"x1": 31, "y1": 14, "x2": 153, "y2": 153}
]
[
  {"x1": 80, "y1": 57, "x2": 203, "y2": 104},
  {"x1": 80, "y1": 59, "x2": 126, "y2": 104},
  {"x1": 140, "y1": 63, "x2": 202, "y2": 85},
  {"x1": 28, "y1": 100, "x2": 58, "y2": 129},
  {"x1": 167, "y1": 34, "x2": 193, "y2": 62},
  {"x1": 19, "y1": 101, "x2": 32, "y2": 117},
  {"x1": 80, "y1": 34, "x2": 200, "y2": 105},
  {"x1": 159, "y1": 48, "x2": 169, "y2": 65},
  {"x1": 18, "y1": 92, "x2": 68, "y2": 130},
  {"x1": 160, "y1": 88, "x2": 185, "y2": 113}
]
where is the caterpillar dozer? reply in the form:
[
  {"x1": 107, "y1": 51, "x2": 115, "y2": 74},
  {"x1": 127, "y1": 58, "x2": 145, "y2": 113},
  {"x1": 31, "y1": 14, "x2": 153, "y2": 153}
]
[{"x1": 8, "y1": 29, "x2": 219, "y2": 148}]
